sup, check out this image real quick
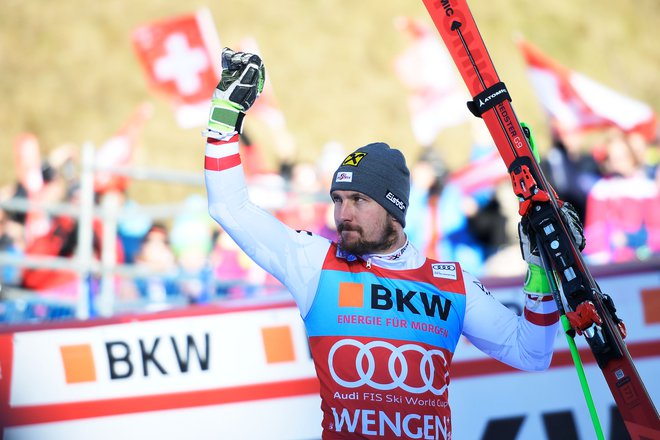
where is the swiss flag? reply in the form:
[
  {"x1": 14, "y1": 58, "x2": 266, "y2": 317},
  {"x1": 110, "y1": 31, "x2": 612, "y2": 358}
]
[
  {"x1": 132, "y1": 9, "x2": 221, "y2": 128},
  {"x1": 517, "y1": 38, "x2": 657, "y2": 141}
]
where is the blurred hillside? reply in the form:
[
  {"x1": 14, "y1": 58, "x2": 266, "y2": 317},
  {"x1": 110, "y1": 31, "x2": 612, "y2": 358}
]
[{"x1": 2, "y1": 0, "x2": 659, "y2": 204}]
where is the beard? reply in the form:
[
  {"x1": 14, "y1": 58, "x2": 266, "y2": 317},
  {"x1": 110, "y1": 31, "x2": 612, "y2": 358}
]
[{"x1": 337, "y1": 219, "x2": 399, "y2": 255}]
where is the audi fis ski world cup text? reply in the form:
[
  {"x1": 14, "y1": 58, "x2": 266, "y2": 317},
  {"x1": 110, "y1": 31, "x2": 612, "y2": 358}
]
[{"x1": 334, "y1": 391, "x2": 449, "y2": 408}]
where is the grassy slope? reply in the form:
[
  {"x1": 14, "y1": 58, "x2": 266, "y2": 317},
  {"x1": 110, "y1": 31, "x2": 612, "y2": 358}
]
[{"x1": 1, "y1": 0, "x2": 658, "y2": 203}]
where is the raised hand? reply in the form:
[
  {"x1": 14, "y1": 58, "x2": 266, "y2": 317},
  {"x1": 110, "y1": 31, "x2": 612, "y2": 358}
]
[{"x1": 204, "y1": 48, "x2": 265, "y2": 139}]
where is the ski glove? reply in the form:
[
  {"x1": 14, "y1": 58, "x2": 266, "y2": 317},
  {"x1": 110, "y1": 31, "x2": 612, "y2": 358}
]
[
  {"x1": 519, "y1": 202, "x2": 585, "y2": 295},
  {"x1": 560, "y1": 201, "x2": 586, "y2": 252},
  {"x1": 203, "y1": 48, "x2": 266, "y2": 139},
  {"x1": 519, "y1": 201, "x2": 585, "y2": 268}
]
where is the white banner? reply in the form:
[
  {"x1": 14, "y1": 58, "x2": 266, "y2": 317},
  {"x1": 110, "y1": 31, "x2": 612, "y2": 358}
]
[{"x1": 1, "y1": 260, "x2": 658, "y2": 439}]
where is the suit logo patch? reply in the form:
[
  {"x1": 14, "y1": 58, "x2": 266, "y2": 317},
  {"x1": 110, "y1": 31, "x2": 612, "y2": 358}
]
[{"x1": 432, "y1": 263, "x2": 457, "y2": 280}]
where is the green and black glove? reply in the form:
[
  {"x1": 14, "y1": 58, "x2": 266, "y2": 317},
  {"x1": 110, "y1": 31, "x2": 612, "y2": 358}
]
[
  {"x1": 203, "y1": 48, "x2": 265, "y2": 139},
  {"x1": 519, "y1": 202, "x2": 585, "y2": 295}
]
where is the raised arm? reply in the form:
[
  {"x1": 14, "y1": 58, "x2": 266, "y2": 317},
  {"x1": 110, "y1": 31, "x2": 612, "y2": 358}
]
[{"x1": 202, "y1": 48, "x2": 329, "y2": 314}]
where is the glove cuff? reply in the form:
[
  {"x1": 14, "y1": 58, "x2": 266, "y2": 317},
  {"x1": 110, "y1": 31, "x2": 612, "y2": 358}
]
[
  {"x1": 206, "y1": 100, "x2": 245, "y2": 139},
  {"x1": 524, "y1": 263, "x2": 552, "y2": 295}
]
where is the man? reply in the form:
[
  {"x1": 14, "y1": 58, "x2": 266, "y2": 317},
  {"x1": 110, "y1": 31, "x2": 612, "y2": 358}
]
[{"x1": 203, "y1": 49, "x2": 580, "y2": 439}]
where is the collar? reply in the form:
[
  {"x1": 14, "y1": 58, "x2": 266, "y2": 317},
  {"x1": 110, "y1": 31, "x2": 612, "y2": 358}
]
[
  {"x1": 362, "y1": 239, "x2": 425, "y2": 270},
  {"x1": 364, "y1": 240, "x2": 410, "y2": 261},
  {"x1": 334, "y1": 237, "x2": 426, "y2": 270}
]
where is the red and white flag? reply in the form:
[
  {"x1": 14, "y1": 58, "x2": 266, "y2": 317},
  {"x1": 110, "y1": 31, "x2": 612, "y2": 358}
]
[
  {"x1": 14, "y1": 133, "x2": 44, "y2": 197},
  {"x1": 13, "y1": 133, "x2": 50, "y2": 242},
  {"x1": 447, "y1": 150, "x2": 508, "y2": 195},
  {"x1": 94, "y1": 102, "x2": 153, "y2": 193},
  {"x1": 394, "y1": 17, "x2": 471, "y2": 147},
  {"x1": 132, "y1": 9, "x2": 221, "y2": 128},
  {"x1": 517, "y1": 38, "x2": 657, "y2": 141}
]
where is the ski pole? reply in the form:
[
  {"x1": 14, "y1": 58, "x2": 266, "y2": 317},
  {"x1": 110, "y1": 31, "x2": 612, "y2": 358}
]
[
  {"x1": 524, "y1": 122, "x2": 604, "y2": 439},
  {"x1": 536, "y1": 236, "x2": 605, "y2": 440}
]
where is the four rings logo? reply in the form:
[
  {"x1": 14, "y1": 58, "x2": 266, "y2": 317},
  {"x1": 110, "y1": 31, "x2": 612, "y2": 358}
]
[
  {"x1": 328, "y1": 339, "x2": 448, "y2": 395},
  {"x1": 432, "y1": 263, "x2": 457, "y2": 280}
]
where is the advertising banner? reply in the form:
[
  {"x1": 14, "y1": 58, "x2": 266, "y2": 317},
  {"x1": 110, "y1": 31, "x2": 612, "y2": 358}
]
[{"x1": 1, "y1": 261, "x2": 658, "y2": 439}]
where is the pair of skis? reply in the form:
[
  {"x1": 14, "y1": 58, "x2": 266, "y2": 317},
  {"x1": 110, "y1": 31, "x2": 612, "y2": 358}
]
[{"x1": 421, "y1": 1, "x2": 660, "y2": 438}]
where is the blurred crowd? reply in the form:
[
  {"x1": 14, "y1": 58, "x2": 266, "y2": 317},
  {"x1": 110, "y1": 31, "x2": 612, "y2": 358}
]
[
  {"x1": 1, "y1": 119, "x2": 659, "y2": 321},
  {"x1": 1, "y1": 16, "x2": 659, "y2": 321}
]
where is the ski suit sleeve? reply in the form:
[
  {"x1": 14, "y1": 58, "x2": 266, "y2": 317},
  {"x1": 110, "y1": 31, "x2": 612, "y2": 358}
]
[
  {"x1": 204, "y1": 133, "x2": 330, "y2": 316},
  {"x1": 461, "y1": 271, "x2": 559, "y2": 371}
]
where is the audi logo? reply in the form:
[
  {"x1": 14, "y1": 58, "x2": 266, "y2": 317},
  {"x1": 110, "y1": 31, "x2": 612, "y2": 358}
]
[{"x1": 328, "y1": 339, "x2": 449, "y2": 395}]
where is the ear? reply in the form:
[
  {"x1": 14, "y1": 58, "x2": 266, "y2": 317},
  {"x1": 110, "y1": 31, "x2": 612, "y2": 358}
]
[{"x1": 388, "y1": 213, "x2": 404, "y2": 229}]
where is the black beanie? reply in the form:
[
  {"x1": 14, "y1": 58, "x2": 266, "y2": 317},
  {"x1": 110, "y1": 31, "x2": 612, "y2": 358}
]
[{"x1": 330, "y1": 142, "x2": 410, "y2": 227}]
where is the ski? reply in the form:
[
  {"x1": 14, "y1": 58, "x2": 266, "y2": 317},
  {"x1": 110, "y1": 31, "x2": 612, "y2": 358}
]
[{"x1": 421, "y1": 1, "x2": 660, "y2": 438}]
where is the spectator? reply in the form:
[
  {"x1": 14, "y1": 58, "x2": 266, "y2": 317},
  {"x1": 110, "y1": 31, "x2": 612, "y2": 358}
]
[
  {"x1": 0, "y1": 208, "x2": 25, "y2": 287},
  {"x1": 210, "y1": 226, "x2": 280, "y2": 298},
  {"x1": 583, "y1": 129, "x2": 660, "y2": 263},
  {"x1": 541, "y1": 127, "x2": 602, "y2": 222},
  {"x1": 21, "y1": 182, "x2": 125, "y2": 298},
  {"x1": 314, "y1": 141, "x2": 346, "y2": 241},
  {"x1": 406, "y1": 142, "x2": 507, "y2": 276},
  {"x1": 406, "y1": 149, "x2": 446, "y2": 259},
  {"x1": 463, "y1": 125, "x2": 509, "y2": 264},
  {"x1": 116, "y1": 194, "x2": 153, "y2": 265},
  {"x1": 133, "y1": 223, "x2": 178, "y2": 302},
  {"x1": 169, "y1": 195, "x2": 215, "y2": 303},
  {"x1": 277, "y1": 161, "x2": 329, "y2": 236}
]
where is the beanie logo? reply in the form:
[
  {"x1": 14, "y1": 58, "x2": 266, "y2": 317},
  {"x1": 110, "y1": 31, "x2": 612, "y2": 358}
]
[
  {"x1": 336, "y1": 172, "x2": 353, "y2": 183},
  {"x1": 341, "y1": 152, "x2": 367, "y2": 166},
  {"x1": 385, "y1": 191, "x2": 406, "y2": 212}
]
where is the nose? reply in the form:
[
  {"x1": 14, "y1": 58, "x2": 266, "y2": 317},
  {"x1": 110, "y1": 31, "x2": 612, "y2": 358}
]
[{"x1": 335, "y1": 198, "x2": 354, "y2": 224}]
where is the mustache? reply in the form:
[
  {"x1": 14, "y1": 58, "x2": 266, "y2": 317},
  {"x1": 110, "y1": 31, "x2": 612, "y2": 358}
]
[{"x1": 337, "y1": 223, "x2": 361, "y2": 233}]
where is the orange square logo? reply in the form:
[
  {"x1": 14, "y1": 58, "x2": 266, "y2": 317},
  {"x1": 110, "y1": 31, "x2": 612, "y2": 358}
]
[
  {"x1": 641, "y1": 288, "x2": 660, "y2": 324},
  {"x1": 339, "y1": 282, "x2": 363, "y2": 308},
  {"x1": 60, "y1": 344, "x2": 97, "y2": 384},
  {"x1": 261, "y1": 325, "x2": 295, "y2": 364}
]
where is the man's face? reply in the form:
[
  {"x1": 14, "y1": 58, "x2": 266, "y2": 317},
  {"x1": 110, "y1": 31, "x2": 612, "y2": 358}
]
[{"x1": 331, "y1": 190, "x2": 399, "y2": 255}]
